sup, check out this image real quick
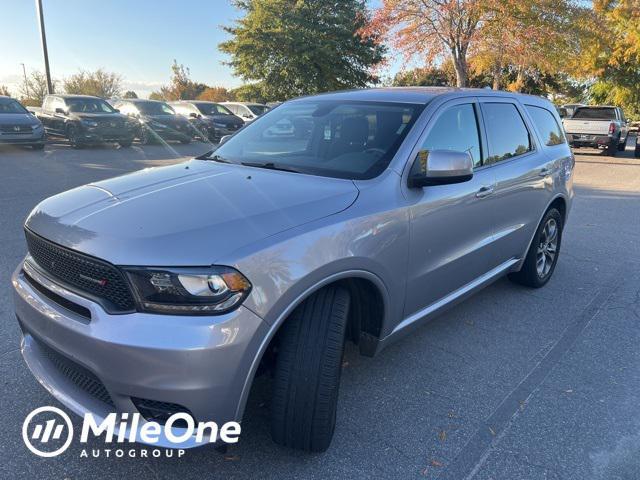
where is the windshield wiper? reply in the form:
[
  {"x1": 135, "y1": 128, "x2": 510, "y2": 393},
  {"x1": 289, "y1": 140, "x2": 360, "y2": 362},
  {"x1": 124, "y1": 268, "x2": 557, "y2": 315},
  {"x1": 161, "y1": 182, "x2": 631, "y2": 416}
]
[
  {"x1": 241, "y1": 162, "x2": 301, "y2": 173},
  {"x1": 204, "y1": 154, "x2": 231, "y2": 163}
]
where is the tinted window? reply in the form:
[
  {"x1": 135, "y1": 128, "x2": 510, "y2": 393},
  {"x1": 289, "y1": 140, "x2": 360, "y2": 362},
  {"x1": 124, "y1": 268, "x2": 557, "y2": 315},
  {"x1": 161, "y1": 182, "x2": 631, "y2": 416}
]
[
  {"x1": 526, "y1": 105, "x2": 565, "y2": 146},
  {"x1": 572, "y1": 107, "x2": 617, "y2": 120},
  {"x1": 136, "y1": 101, "x2": 175, "y2": 115},
  {"x1": 248, "y1": 104, "x2": 269, "y2": 116},
  {"x1": 420, "y1": 103, "x2": 482, "y2": 166},
  {"x1": 482, "y1": 103, "x2": 532, "y2": 164},
  {"x1": 209, "y1": 100, "x2": 423, "y2": 180},
  {"x1": 66, "y1": 98, "x2": 116, "y2": 113},
  {"x1": 0, "y1": 98, "x2": 28, "y2": 114},
  {"x1": 194, "y1": 103, "x2": 232, "y2": 115}
]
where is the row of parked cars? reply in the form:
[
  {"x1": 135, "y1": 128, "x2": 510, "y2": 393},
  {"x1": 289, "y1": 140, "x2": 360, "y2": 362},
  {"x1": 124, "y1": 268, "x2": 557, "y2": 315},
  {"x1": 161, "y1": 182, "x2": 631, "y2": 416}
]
[{"x1": 0, "y1": 94, "x2": 271, "y2": 149}]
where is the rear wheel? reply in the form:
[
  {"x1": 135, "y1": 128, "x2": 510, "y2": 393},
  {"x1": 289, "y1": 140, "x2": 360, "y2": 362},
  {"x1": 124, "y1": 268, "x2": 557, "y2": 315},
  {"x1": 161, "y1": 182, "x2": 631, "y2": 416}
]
[
  {"x1": 508, "y1": 208, "x2": 562, "y2": 288},
  {"x1": 618, "y1": 135, "x2": 627, "y2": 151},
  {"x1": 30, "y1": 143, "x2": 44, "y2": 150},
  {"x1": 270, "y1": 285, "x2": 350, "y2": 452},
  {"x1": 118, "y1": 139, "x2": 133, "y2": 148},
  {"x1": 605, "y1": 137, "x2": 618, "y2": 156}
]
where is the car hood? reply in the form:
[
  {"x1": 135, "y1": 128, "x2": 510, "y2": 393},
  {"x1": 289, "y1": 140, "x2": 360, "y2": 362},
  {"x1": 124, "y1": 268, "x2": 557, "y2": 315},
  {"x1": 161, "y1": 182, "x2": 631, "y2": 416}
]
[
  {"x1": 70, "y1": 112, "x2": 129, "y2": 122},
  {"x1": 145, "y1": 114, "x2": 188, "y2": 125},
  {"x1": 25, "y1": 159, "x2": 359, "y2": 266},
  {"x1": 0, "y1": 113, "x2": 40, "y2": 126},
  {"x1": 203, "y1": 114, "x2": 244, "y2": 126}
]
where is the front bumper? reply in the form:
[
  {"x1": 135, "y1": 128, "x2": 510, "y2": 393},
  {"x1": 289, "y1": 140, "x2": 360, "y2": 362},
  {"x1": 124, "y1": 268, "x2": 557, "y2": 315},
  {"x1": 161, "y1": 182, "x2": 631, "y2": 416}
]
[
  {"x1": 12, "y1": 261, "x2": 268, "y2": 447},
  {"x1": 0, "y1": 130, "x2": 46, "y2": 145},
  {"x1": 78, "y1": 127, "x2": 134, "y2": 144}
]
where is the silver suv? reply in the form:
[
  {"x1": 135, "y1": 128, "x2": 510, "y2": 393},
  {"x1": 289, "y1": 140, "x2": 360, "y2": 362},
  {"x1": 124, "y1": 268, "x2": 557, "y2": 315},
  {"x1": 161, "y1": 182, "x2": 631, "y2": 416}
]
[{"x1": 12, "y1": 88, "x2": 573, "y2": 452}]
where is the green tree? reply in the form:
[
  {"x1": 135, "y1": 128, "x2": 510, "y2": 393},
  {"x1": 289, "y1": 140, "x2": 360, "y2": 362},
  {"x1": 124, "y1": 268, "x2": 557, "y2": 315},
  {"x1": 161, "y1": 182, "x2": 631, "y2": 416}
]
[
  {"x1": 63, "y1": 69, "x2": 123, "y2": 98},
  {"x1": 122, "y1": 90, "x2": 138, "y2": 99},
  {"x1": 150, "y1": 61, "x2": 207, "y2": 101},
  {"x1": 19, "y1": 70, "x2": 56, "y2": 106},
  {"x1": 220, "y1": 0, "x2": 386, "y2": 101}
]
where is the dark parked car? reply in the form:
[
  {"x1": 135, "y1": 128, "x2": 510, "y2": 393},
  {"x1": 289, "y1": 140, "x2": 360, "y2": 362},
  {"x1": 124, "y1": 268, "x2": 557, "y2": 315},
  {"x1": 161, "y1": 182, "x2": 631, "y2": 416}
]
[
  {"x1": 38, "y1": 95, "x2": 135, "y2": 148},
  {"x1": 0, "y1": 96, "x2": 46, "y2": 149},
  {"x1": 114, "y1": 99, "x2": 192, "y2": 144},
  {"x1": 170, "y1": 101, "x2": 244, "y2": 142}
]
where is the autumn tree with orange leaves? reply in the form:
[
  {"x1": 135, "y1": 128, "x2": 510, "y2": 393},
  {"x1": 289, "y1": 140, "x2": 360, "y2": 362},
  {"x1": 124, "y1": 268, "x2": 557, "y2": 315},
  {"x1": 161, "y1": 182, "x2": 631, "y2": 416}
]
[{"x1": 366, "y1": 0, "x2": 587, "y2": 89}]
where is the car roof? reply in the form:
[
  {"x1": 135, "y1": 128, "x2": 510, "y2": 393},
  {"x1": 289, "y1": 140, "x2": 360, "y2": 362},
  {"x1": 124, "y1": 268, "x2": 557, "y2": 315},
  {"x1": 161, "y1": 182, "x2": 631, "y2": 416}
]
[
  {"x1": 51, "y1": 94, "x2": 104, "y2": 100},
  {"x1": 221, "y1": 101, "x2": 266, "y2": 106},
  {"x1": 118, "y1": 98, "x2": 164, "y2": 104},
  {"x1": 169, "y1": 100, "x2": 220, "y2": 104},
  {"x1": 284, "y1": 87, "x2": 554, "y2": 107}
]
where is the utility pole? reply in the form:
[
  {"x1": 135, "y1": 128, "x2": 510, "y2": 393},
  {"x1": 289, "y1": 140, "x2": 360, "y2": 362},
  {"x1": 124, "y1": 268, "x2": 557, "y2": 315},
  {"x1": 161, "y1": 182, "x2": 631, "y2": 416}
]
[
  {"x1": 20, "y1": 63, "x2": 29, "y2": 98},
  {"x1": 35, "y1": 0, "x2": 53, "y2": 94}
]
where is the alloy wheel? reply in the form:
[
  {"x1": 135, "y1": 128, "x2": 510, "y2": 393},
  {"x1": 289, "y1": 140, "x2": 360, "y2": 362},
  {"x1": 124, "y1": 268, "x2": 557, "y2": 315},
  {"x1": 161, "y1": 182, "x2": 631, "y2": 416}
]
[{"x1": 536, "y1": 218, "x2": 558, "y2": 278}]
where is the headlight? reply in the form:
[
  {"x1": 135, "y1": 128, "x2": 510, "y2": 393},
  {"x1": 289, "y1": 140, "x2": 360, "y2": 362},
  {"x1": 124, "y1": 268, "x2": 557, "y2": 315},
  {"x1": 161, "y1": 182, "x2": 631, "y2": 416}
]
[
  {"x1": 124, "y1": 266, "x2": 251, "y2": 315},
  {"x1": 81, "y1": 120, "x2": 98, "y2": 128}
]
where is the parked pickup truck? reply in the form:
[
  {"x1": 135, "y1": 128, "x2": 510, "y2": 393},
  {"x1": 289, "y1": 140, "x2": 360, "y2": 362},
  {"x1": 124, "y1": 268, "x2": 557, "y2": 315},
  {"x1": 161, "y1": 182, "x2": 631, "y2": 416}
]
[{"x1": 563, "y1": 106, "x2": 629, "y2": 156}]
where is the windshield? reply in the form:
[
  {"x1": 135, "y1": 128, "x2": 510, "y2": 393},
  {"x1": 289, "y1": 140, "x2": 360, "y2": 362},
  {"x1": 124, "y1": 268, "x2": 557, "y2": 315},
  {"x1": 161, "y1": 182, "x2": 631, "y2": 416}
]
[
  {"x1": 248, "y1": 104, "x2": 269, "y2": 116},
  {"x1": 0, "y1": 98, "x2": 28, "y2": 114},
  {"x1": 207, "y1": 100, "x2": 424, "y2": 180},
  {"x1": 195, "y1": 103, "x2": 232, "y2": 115},
  {"x1": 67, "y1": 98, "x2": 117, "y2": 113},
  {"x1": 572, "y1": 107, "x2": 617, "y2": 120},
  {"x1": 137, "y1": 102, "x2": 175, "y2": 115}
]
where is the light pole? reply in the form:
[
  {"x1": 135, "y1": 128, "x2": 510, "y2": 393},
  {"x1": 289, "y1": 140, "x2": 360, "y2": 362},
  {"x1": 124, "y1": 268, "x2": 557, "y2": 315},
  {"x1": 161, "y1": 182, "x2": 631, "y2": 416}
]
[
  {"x1": 35, "y1": 0, "x2": 53, "y2": 94},
  {"x1": 20, "y1": 63, "x2": 29, "y2": 98}
]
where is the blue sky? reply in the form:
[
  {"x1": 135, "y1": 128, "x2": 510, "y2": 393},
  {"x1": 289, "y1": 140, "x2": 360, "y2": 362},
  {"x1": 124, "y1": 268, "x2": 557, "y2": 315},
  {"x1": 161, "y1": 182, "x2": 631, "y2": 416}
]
[{"x1": 0, "y1": 0, "x2": 394, "y2": 98}]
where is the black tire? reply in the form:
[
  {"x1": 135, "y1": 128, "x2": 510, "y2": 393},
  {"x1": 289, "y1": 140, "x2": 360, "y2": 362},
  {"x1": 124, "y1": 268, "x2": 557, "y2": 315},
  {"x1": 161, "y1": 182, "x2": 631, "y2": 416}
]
[
  {"x1": 605, "y1": 137, "x2": 618, "y2": 156},
  {"x1": 66, "y1": 124, "x2": 82, "y2": 149},
  {"x1": 31, "y1": 143, "x2": 45, "y2": 150},
  {"x1": 118, "y1": 139, "x2": 133, "y2": 148},
  {"x1": 508, "y1": 208, "x2": 563, "y2": 288},
  {"x1": 139, "y1": 127, "x2": 153, "y2": 145},
  {"x1": 271, "y1": 285, "x2": 350, "y2": 452},
  {"x1": 179, "y1": 137, "x2": 191, "y2": 144},
  {"x1": 635, "y1": 145, "x2": 640, "y2": 158},
  {"x1": 618, "y1": 136, "x2": 626, "y2": 151}
]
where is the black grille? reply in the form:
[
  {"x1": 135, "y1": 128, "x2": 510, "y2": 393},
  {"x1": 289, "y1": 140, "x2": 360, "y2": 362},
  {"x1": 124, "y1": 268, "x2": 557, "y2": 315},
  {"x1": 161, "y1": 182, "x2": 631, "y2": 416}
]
[
  {"x1": 0, "y1": 124, "x2": 32, "y2": 133},
  {"x1": 132, "y1": 397, "x2": 194, "y2": 426},
  {"x1": 25, "y1": 229, "x2": 136, "y2": 313},
  {"x1": 36, "y1": 337, "x2": 115, "y2": 408}
]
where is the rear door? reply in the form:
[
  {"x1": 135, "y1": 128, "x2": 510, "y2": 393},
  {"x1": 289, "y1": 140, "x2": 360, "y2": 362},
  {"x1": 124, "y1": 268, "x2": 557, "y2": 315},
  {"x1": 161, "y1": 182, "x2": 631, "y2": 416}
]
[{"x1": 478, "y1": 98, "x2": 555, "y2": 268}]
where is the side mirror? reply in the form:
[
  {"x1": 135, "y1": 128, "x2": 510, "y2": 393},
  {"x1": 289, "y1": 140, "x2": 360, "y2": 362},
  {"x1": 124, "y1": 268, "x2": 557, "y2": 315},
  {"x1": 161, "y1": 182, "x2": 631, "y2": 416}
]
[
  {"x1": 113, "y1": 108, "x2": 120, "y2": 113},
  {"x1": 189, "y1": 112, "x2": 199, "y2": 118},
  {"x1": 408, "y1": 150, "x2": 474, "y2": 188},
  {"x1": 55, "y1": 107, "x2": 67, "y2": 115},
  {"x1": 219, "y1": 134, "x2": 232, "y2": 145}
]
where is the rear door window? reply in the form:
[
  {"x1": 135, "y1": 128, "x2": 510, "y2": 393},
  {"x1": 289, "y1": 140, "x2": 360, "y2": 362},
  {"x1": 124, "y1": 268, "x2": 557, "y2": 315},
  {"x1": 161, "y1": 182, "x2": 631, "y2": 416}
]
[
  {"x1": 482, "y1": 103, "x2": 532, "y2": 164},
  {"x1": 525, "y1": 105, "x2": 565, "y2": 146}
]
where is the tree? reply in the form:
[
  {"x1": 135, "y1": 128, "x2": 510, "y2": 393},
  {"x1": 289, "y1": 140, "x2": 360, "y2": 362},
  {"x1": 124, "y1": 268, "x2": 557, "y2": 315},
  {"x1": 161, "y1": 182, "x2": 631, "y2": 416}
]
[
  {"x1": 150, "y1": 61, "x2": 207, "y2": 101},
  {"x1": 220, "y1": 0, "x2": 386, "y2": 101},
  {"x1": 579, "y1": 0, "x2": 640, "y2": 118},
  {"x1": 197, "y1": 86, "x2": 234, "y2": 102},
  {"x1": 122, "y1": 90, "x2": 138, "y2": 99},
  {"x1": 63, "y1": 69, "x2": 123, "y2": 98},
  {"x1": 19, "y1": 70, "x2": 55, "y2": 106},
  {"x1": 0, "y1": 85, "x2": 10, "y2": 96},
  {"x1": 368, "y1": 0, "x2": 484, "y2": 87}
]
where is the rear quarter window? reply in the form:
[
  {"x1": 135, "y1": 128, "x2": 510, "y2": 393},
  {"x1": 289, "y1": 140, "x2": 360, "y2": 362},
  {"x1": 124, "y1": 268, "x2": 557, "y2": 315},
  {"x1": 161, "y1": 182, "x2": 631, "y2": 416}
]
[{"x1": 525, "y1": 105, "x2": 566, "y2": 146}]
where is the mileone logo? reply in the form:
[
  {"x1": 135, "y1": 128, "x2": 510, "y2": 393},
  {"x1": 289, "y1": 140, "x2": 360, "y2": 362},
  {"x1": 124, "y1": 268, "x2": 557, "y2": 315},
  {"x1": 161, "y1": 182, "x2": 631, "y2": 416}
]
[{"x1": 23, "y1": 406, "x2": 241, "y2": 457}]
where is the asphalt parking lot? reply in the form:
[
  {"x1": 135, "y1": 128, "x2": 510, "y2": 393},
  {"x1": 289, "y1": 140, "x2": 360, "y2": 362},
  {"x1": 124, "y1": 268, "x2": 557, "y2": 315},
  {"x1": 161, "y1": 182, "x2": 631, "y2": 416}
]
[{"x1": 0, "y1": 138, "x2": 639, "y2": 479}]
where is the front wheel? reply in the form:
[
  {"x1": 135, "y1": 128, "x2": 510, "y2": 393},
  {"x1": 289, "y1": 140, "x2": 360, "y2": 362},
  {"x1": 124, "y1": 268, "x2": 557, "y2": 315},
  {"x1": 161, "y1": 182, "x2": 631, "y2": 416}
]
[
  {"x1": 66, "y1": 124, "x2": 82, "y2": 149},
  {"x1": 270, "y1": 285, "x2": 350, "y2": 452},
  {"x1": 508, "y1": 208, "x2": 563, "y2": 288},
  {"x1": 118, "y1": 139, "x2": 133, "y2": 148}
]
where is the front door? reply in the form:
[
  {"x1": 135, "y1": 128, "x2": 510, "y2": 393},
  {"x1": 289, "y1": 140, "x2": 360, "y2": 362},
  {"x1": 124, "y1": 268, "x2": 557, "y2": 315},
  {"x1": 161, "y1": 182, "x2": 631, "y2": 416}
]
[{"x1": 403, "y1": 98, "x2": 497, "y2": 317}]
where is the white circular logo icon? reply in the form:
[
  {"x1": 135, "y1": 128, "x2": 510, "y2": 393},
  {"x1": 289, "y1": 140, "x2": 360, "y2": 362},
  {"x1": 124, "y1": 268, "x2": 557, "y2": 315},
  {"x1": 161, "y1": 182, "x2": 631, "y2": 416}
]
[{"x1": 22, "y1": 406, "x2": 74, "y2": 457}]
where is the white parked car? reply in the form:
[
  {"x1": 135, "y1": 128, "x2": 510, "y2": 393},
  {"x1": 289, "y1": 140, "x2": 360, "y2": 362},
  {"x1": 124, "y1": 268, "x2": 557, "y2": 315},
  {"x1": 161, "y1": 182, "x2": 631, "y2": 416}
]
[{"x1": 220, "y1": 102, "x2": 270, "y2": 123}]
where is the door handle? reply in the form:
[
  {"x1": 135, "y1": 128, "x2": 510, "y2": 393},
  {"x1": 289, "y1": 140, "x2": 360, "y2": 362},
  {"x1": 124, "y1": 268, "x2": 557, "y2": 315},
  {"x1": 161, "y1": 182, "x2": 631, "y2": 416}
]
[
  {"x1": 539, "y1": 167, "x2": 552, "y2": 177},
  {"x1": 475, "y1": 185, "x2": 494, "y2": 198}
]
